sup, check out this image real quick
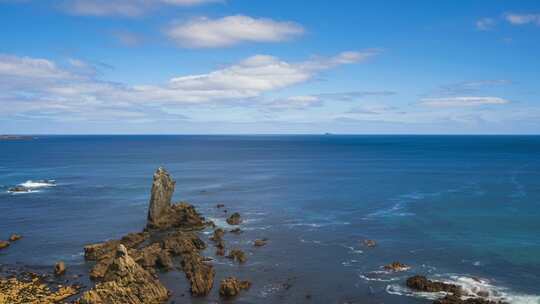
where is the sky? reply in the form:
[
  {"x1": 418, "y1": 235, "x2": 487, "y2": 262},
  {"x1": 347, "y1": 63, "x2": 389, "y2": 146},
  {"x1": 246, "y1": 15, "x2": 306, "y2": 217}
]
[{"x1": 1, "y1": 0, "x2": 539, "y2": 134}]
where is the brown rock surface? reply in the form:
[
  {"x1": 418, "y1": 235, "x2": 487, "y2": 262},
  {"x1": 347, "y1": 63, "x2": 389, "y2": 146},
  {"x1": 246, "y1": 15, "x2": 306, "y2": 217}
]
[
  {"x1": 0, "y1": 241, "x2": 9, "y2": 250},
  {"x1": 219, "y1": 277, "x2": 251, "y2": 297},
  {"x1": 362, "y1": 239, "x2": 377, "y2": 247},
  {"x1": 9, "y1": 234, "x2": 22, "y2": 242},
  {"x1": 227, "y1": 249, "x2": 247, "y2": 263},
  {"x1": 226, "y1": 212, "x2": 242, "y2": 225},
  {"x1": 383, "y1": 261, "x2": 410, "y2": 272},
  {"x1": 147, "y1": 167, "x2": 176, "y2": 229},
  {"x1": 0, "y1": 273, "x2": 80, "y2": 304},
  {"x1": 406, "y1": 275, "x2": 461, "y2": 295},
  {"x1": 254, "y1": 239, "x2": 268, "y2": 247},
  {"x1": 78, "y1": 245, "x2": 169, "y2": 304},
  {"x1": 54, "y1": 261, "x2": 66, "y2": 276},
  {"x1": 180, "y1": 253, "x2": 215, "y2": 296}
]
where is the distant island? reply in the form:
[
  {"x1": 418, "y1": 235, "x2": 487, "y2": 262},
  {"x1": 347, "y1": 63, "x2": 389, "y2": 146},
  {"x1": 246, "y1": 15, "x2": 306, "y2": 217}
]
[{"x1": 0, "y1": 135, "x2": 35, "y2": 141}]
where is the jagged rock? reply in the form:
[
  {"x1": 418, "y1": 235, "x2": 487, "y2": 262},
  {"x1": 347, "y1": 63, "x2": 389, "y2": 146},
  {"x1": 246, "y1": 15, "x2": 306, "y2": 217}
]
[
  {"x1": 54, "y1": 261, "x2": 66, "y2": 276},
  {"x1": 0, "y1": 240, "x2": 9, "y2": 250},
  {"x1": 226, "y1": 212, "x2": 242, "y2": 225},
  {"x1": 227, "y1": 249, "x2": 247, "y2": 263},
  {"x1": 78, "y1": 245, "x2": 169, "y2": 304},
  {"x1": 132, "y1": 243, "x2": 162, "y2": 269},
  {"x1": 215, "y1": 240, "x2": 225, "y2": 256},
  {"x1": 434, "y1": 295, "x2": 507, "y2": 304},
  {"x1": 162, "y1": 231, "x2": 206, "y2": 256},
  {"x1": 210, "y1": 228, "x2": 225, "y2": 242},
  {"x1": 362, "y1": 239, "x2": 377, "y2": 247},
  {"x1": 156, "y1": 251, "x2": 173, "y2": 270},
  {"x1": 9, "y1": 234, "x2": 22, "y2": 242},
  {"x1": 0, "y1": 272, "x2": 80, "y2": 304},
  {"x1": 384, "y1": 261, "x2": 410, "y2": 272},
  {"x1": 147, "y1": 167, "x2": 176, "y2": 229},
  {"x1": 180, "y1": 253, "x2": 215, "y2": 296},
  {"x1": 406, "y1": 275, "x2": 461, "y2": 295},
  {"x1": 254, "y1": 239, "x2": 268, "y2": 247},
  {"x1": 219, "y1": 277, "x2": 251, "y2": 297}
]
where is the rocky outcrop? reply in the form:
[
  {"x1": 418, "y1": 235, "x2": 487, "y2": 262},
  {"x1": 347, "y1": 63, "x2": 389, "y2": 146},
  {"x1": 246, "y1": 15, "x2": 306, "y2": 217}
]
[
  {"x1": 406, "y1": 275, "x2": 461, "y2": 295},
  {"x1": 219, "y1": 277, "x2": 251, "y2": 297},
  {"x1": 78, "y1": 245, "x2": 169, "y2": 304},
  {"x1": 9, "y1": 234, "x2": 22, "y2": 242},
  {"x1": 227, "y1": 249, "x2": 247, "y2": 263},
  {"x1": 254, "y1": 239, "x2": 268, "y2": 247},
  {"x1": 362, "y1": 239, "x2": 377, "y2": 247},
  {"x1": 384, "y1": 261, "x2": 410, "y2": 272},
  {"x1": 146, "y1": 168, "x2": 207, "y2": 230},
  {"x1": 226, "y1": 212, "x2": 242, "y2": 225},
  {"x1": 147, "y1": 167, "x2": 176, "y2": 229},
  {"x1": 181, "y1": 252, "x2": 215, "y2": 296},
  {"x1": 0, "y1": 272, "x2": 80, "y2": 304},
  {"x1": 0, "y1": 240, "x2": 9, "y2": 250},
  {"x1": 54, "y1": 261, "x2": 66, "y2": 276}
]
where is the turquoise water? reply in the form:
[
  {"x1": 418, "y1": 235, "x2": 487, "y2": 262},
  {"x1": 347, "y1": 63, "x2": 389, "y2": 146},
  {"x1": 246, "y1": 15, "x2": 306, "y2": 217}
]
[{"x1": 0, "y1": 135, "x2": 539, "y2": 303}]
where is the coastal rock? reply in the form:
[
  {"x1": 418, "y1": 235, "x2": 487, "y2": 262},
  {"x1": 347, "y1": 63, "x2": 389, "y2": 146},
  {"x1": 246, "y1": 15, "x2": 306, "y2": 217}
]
[
  {"x1": 9, "y1": 234, "x2": 22, "y2": 242},
  {"x1": 210, "y1": 228, "x2": 225, "y2": 242},
  {"x1": 7, "y1": 186, "x2": 30, "y2": 193},
  {"x1": 215, "y1": 240, "x2": 225, "y2": 256},
  {"x1": 216, "y1": 204, "x2": 225, "y2": 208},
  {"x1": 78, "y1": 245, "x2": 169, "y2": 304},
  {"x1": 0, "y1": 240, "x2": 9, "y2": 250},
  {"x1": 406, "y1": 275, "x2": 461, "y2": 295},
  {"x1": 227, "y1": 249, "x2": 247, "y2": 263},
  {"x1": 230, "y1": 228, "x2": 243, "y2": 234},
  {"x1": 383, "y1": 261, "x2": 410, "y2": 272},
  {"x1": 226, "y1": 212, "x2": 242, "y2": 225},
  {"x1": 362, "y1": 239, "x2": 377, "y2": 248},
  {"x1": 147, "y1": 167, "x2": 176, "y2": 229},
  {"x1": 254, "y1": 239, "x2": 268, "y2": 247},
  {"x1": 180, "y1": 253, "x2": 215, "y2": 296},
  {"x1": 54, "y1": 261, "x2": 66, "y2": 276},
  {"x1": 434, "y1": 295, "x2": 507, "y2": 304},
  {"x1": 219, "y1": 277, "x2": 251, "y2": 297},
  {"x1": 0, "y1": 272, "x2": 80, "y2": 304}
]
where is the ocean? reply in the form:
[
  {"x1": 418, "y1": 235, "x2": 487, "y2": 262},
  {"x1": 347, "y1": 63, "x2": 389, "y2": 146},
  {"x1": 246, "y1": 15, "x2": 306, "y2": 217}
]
[{"x1": 1, "y1": 135, "x2": 539, "y2": 303}]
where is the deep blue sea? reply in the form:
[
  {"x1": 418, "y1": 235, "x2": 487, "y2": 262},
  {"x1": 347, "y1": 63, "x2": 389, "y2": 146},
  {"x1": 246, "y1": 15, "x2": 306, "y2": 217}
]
[{"x1": 1, "y1": 135, "x2": 539, "y2": 303}]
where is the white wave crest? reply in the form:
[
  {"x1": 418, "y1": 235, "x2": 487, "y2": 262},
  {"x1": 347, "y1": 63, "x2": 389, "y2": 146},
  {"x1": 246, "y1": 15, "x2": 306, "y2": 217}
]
[{"x1": 19, "y1": 180, "x2": 56, "y2": 189}]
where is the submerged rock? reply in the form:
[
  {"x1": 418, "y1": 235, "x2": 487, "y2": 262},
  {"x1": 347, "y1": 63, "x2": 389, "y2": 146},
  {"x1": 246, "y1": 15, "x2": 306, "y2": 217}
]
[
  {"x1": 254, "y1": 239, "x2": 268, "y2": 247},
  {"x1": 54, "y1": 261, "x2": 66, "y2": 276},
  {"x1": 406, "y1": 275, "x2": 461, "y2": 295},
  {"x1": 230, "y1": 228, "x2": 243, "y2": 234},
  {"x1": 7, "y1": 186, "x2": 30, "y2": 193},
  {"x1": 219, "y1": 277, "x2": 251, "y2": 297},
  {"x1": 78, "y1": 245, "x2": 169, "y2": 304},
  {"x1": 227, "y1": 249, "x2": 247, "y2": 263},
  {"x1": 226, "y1": 212, "x2": 242, "y2": 225},
  {"x1": 9, "y1": 234, "x2": 22, "y2": 242},
  {"x1": 216, "y1": 204, "x2": 225, "y2": 208},
  {"x1": 210, "y1": 228, "x2": 225, "y2": 242},
  {"x1": 383, "y1": 261, "x2": 410, "y2": 272},
  {"x1": 362, "y1": 239, "x2": 377, "y2": 248}
]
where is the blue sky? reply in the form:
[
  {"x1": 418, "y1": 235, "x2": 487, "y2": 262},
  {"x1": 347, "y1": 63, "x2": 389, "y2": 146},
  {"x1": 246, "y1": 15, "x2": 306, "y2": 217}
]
[{"x1": 1, "y1": 0, "x2": 539, "y2": 134}]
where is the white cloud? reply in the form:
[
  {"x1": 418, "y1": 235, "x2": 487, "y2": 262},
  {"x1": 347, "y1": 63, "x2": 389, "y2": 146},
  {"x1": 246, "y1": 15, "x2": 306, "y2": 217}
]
[
  {"x1": 0, "y1": 50, "x2": 375, "y2": 121},
  {"x1": 165, "y1": 15, "x2": 304, "y2": 48},
  {"x1": 63, "y1": 0, "x2": 221, "y2": 17},
  {"x1": 504, "y1": 13, "x2": 540, "y2": 26},
  {"x1": 476, "y1": 18, "x2": 496, "y2": 31},
  {"x1": 419, "y1": 97, "x2": 509, "y2": 107}
]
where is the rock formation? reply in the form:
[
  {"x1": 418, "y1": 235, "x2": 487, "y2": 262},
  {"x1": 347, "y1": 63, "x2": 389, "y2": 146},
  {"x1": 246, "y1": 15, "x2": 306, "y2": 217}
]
[
  {"x1": 219, "y1": 277, "x2": 251, "y2": 297},
  {"x1": 406, "y1": 275, "x2": 461, "y2": 295},
  {"x1": 9, "y1": 234, "x2": 22, "y2": 242},
  {"x1": 0, "y1": 272, "x2": 80, "y2": 304},
  {"x1": 226, "y1": 212, "x2": 242, "y2": 225},
  {"x1": 0, "y1": 240, "x2": 9, "y2": 250},
  {"x1": 227, "y1": 249, "x2": 247, "y2": 263},
  {"x1": 383, "y1": 261, "x2": 410, "y2": 272},
  {"x1": 78, "y1": 245, "x2": 169, "y2": 304},
  {"x1": 434, "y1": 295, "x2": 507, "y2": 304},
  {"x1": 254, "y1": 239, "x2": 268, "y2": 247},
  {"x1": 54, "y1": 261, "x2": 66, "y2": 276},
  {"x1": 362, "y1": 239, "x2": 377, "y2": 247}
]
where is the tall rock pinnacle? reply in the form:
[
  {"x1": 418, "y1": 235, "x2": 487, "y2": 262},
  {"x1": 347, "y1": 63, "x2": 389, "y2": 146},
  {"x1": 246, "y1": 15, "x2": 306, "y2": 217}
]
[{"x1": 147, "y1": 167, "x2": 176, "y2": 229}]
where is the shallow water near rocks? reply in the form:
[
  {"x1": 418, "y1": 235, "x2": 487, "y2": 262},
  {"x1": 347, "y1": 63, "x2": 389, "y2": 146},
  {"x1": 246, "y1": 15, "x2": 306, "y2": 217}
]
[{"x1": 1, "y1": 135, "x2": 539, "y2": 303}]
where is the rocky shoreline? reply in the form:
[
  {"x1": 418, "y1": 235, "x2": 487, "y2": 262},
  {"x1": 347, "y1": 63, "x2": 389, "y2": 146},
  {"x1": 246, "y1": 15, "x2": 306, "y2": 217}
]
[{"x1": 0, "y1": 167, "x2": 510, "y2": 304}]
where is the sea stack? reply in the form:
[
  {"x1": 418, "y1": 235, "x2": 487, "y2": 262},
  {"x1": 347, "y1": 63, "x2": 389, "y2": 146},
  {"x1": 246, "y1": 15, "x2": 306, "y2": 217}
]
[{"x1": 147, "y1": 167, "x2": 176, "y2": 229}]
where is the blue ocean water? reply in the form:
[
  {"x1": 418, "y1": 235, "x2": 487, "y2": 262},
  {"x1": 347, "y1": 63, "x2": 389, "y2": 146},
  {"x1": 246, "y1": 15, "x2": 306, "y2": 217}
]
[{"x1": 0, "y1": 135, "x2": 539, "y2": 303}]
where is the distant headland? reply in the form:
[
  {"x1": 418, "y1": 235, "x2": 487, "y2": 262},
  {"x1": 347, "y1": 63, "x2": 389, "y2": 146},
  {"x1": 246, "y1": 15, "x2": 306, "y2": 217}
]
[{"x1": 0, "y1": 135, "x2": 35, "y2": 141}]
